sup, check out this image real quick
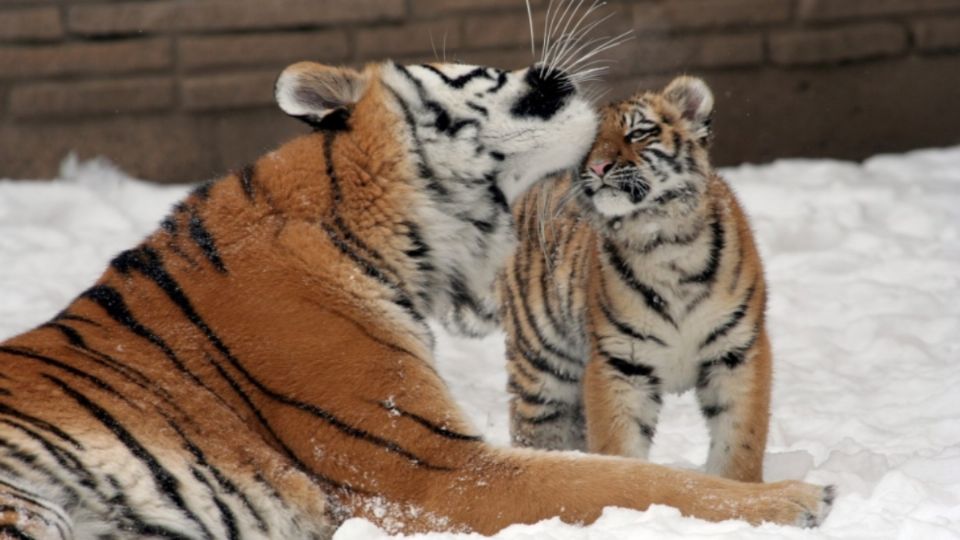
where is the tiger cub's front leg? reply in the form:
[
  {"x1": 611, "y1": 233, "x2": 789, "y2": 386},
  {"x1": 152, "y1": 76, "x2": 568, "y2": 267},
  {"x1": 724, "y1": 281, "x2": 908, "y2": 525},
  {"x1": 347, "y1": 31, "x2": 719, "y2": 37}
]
[
  {"x1": 696, "y1": 327, "x2": 772, "y2": 482},
  {"x1": 582, "y1": 351, "x2": 663, "y2": 459},
  {"x1": 505, "y1": 340, "x2": 587, "y2": 451}
]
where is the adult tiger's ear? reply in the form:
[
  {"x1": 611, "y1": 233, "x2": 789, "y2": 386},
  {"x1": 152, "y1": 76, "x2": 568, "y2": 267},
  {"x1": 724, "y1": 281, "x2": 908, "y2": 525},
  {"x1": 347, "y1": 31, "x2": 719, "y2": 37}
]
[
  {"x1": 664, "y1": 76, "x2": 714, "y2": 138},
  {"x1": 275, "y1": 62, "x2": 368, "y2": 131}
]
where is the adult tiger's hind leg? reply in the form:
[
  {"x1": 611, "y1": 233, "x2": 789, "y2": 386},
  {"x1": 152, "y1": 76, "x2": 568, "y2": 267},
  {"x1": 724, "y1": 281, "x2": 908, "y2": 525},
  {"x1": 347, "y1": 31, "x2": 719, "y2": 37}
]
[
  {"x1": 0, "y1": 481, "x2": 73, "y2": 540},
  {"x1": 696, "y1": 328, "x2": 772, "y2": 482}
]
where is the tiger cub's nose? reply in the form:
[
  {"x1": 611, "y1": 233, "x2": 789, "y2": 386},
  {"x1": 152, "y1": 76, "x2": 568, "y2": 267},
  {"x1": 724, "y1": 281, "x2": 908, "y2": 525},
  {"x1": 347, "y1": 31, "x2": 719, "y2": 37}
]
[{"x1": 589, "y1": 160, "x2": 614, "y2": 177}]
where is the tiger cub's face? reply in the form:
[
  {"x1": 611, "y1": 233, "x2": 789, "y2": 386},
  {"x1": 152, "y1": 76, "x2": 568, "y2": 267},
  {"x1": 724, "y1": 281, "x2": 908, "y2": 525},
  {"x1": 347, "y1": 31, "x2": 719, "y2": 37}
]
[{"x1": 578, "y1": 77, "x2": 714, "y2": 220}]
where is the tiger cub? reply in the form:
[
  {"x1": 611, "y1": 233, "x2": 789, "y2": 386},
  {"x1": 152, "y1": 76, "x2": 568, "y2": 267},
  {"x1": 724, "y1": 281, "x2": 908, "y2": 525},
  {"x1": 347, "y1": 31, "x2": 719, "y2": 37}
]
[{"x1": 500, "y1": 76, "x2": 771, "y2": 482}]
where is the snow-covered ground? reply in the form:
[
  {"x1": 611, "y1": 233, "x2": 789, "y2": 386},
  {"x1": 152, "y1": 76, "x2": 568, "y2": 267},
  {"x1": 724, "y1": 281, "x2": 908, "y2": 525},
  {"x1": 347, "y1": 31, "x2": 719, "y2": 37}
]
[{"x1": 1, "y1": 148, "x2": 958, "y2": 539}]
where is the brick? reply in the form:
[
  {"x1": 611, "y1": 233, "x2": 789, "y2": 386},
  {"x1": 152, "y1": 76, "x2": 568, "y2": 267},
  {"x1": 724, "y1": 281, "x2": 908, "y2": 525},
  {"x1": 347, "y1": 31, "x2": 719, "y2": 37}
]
[
  {"x1": 9, "y1": 77, "x2": 174, "y2": 118},
  {"x1": 614, "y1": 33, "x2": 764, "y2": 76},
  {"x1": 0, "y1": 116, "x2": 220, "y2": 182},
  {"x1": 459, "y1": 48, "x2": 540, "y2": 70},
  {"x1": 0, "y1": 7, "x2": 63, "y2": 41},
  {"x1": 633, "y1": 0, "x2": 791, "y2": 31},
  {"x1": 798, "y1": 0, "x2": 960, "y2": 21},
  {"x1": 356, "y1": 19, "x2": 462, "y2": 59},
  {"x1": 0, "y1": 39, "x2": 171, "y2": 79},
  {"x1": 181, "y1": 71, "x2": 278, "y2": 112},
  {"x1": 770, "y1": 23, "x2": 907, "y2": 66},
  {"x1": 464, "y1": 12, "x2": 541, "y2": 48},
  {"x1": 68, "y1": 0, "x2": 404, "y2": 35},
  {"x1": 913, "y1": 17, "x2": 960, "y2": 52},
  {"x1": 179, "y1": 31, "x2": 349, "y2": 72},
  {"x1": 411, "y1": 0, "x2": 544, "y2": 16}
]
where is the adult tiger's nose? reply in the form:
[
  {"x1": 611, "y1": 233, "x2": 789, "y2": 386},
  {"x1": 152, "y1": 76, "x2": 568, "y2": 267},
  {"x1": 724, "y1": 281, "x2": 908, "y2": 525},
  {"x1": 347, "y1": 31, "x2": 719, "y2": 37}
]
[{"x1": 589, "y1": 160, "x2": 614, "y2": 177}]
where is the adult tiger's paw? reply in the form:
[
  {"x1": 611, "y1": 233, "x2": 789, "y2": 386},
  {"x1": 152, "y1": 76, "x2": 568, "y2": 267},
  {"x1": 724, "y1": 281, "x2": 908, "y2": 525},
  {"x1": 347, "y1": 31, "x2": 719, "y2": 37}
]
[{"x1": 752, "y1": 481, "x2": 835, "y2": 528}]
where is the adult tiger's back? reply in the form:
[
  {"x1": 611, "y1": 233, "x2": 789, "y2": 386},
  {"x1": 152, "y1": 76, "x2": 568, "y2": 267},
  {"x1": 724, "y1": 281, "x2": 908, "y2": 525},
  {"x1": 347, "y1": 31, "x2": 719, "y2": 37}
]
[{"x1": 0, "y1": 62, "x2": 829, "y2": 539}]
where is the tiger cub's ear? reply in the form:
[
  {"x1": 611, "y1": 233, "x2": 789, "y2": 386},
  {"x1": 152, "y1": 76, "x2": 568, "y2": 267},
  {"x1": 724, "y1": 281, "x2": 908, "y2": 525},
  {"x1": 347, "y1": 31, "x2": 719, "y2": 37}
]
[
  {"x1": 663, "y1": 76, "x2": 714, "y2": 137},
  {"x1": 275, "y1": 62, "x2": 368, "y2": 130}
]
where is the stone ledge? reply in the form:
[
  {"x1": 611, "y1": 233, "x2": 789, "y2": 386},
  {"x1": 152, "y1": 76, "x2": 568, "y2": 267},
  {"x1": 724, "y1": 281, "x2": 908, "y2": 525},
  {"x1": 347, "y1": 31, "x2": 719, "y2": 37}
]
[
  {"x1": 770, "y1": 23, "x2": 907, "y2": 66},
  {"x1": 10, "y1": 77, "x2": 175, "y2": 118}
]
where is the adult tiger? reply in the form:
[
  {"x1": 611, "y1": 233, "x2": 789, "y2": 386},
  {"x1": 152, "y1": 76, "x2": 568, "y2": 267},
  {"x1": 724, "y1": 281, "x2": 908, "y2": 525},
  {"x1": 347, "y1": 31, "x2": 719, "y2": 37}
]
[
  {"x1": 500, "y1": 77, "x2": 774, "y2": 482},
  {"x1": 0, "y1": 61, "x2": 830, "y2": 539}
]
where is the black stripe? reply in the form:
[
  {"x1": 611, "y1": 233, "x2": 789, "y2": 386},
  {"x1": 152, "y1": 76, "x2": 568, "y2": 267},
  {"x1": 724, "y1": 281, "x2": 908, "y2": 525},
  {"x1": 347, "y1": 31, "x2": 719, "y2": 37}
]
[
  {"x1": 188, "y1": 210, "x2": 227, "y2": 273},
  {"x1": 511, "y1": 249, "x2": 581, "y2": 366},
  {"x1": 419, "y1": 65, "x2": 491, "y2": 89},
  {"x1": 701, "y1": 404, "x2": 728, "y2": 419},
  {"x1": 697, "y1": 340, "x2": 754, "y2": 389},
  {"x1": 0, "y1": 346, "x2": 132, "y2": 406},
  {"x1": 447, "y1": 269, "x2": 496, "y2": 326},
  {"x1": 487, "y1": 71, "x2": 508, "y2": 94},
  {"x1": 101, "y1": 474, "x2": 196, "y2": 540},
  {"x1": 44, "y1": 320, "x2": 154, "y2": 391},
  {"x1": 192, "y1": 180, "x2": 215, "y2": 200},
  {"x1": 0, "y1": 419, "x2": 99, "y2": 497},
  {"x1": 466, "y1": 102, "x2": 489, "y2": 116},
  {"x1": 80, "y1": 283, "x2": 212, "y2": 394},
  {"x1": 517, "y1": 409, "x2": 564, "y2": 425},
  {"x1": 44, "y1": 375, "x2": 216, "y2": 540},
  {"x1": 167, "y1": 420, "x2": 270, "y2": 533},
  {"x1": 382, "y1": 83, "x2": 448, "y2": 197},
  {"x1": 0, "y1": 388, "x2": 9, "y2": 396},
  {"x1": 320, "y1": 223, "x2": 425, "y2": 324},
  {"x1": 321, "y1": 132, "x2": 426, "y2": 324},
  {"x1": 680, "y1": 208, "x2": 725, "y2": 285},
  {"x1": 0, "y1": 403, "x2": 82, "y2": 450},
  {"x1": 632, "y1": 219, "x2": 706, "y2": 255},
  {"x1": 699, "y1": 286, "x2": 755, "y2": 349},
  {"x1": 603, "y1": 240, "x2": 677, "y2": 328},
  {"x1": 0, "y1": 403, "x2": 83, "y2": 450},
  {"x1": 237, "y1": 164, "x2": 256, "y2": 200},
  {"x1": 376, "y1": 401, "x2": 482, "y2": 442},
  {"x1": 501, "y1": 282, "x2": 580, "y2": 383},
  {"x1": 0, "y1": 476, "x2": 72, "y2": 533},
  {"x1": 601, "y1": 351, "x2": 661, "y2": 384},
  {"x1": 522, "y1": 208, "x2": 569, "y2": 344},
  {"x1": 198, "y1": 353, "x2": 362, "y2": 495},
  {"x1": 40, "y1": 322, "x2": 85, "y2": 348},
  {"x1": 508, "y1": 380, "x2": 563, "y2": 407},
  {"x1": 597, "y1": 295, "x2": 667, "y2": 347},
  {"x1": 189, "y1": 467, "x2": 240, "y2": 540},
  {"x1": 638, "y1": 421, "x2": 656, "y2": 440},
  {"x1": 116, "y1": 246, "x2": 447, "y2": 471},
  {"x1": 729, "y1": 237, "x2": 746, "y2": 294},
  {"x1": 54, "y1": 312, "x2": 101, "y2": 328}
]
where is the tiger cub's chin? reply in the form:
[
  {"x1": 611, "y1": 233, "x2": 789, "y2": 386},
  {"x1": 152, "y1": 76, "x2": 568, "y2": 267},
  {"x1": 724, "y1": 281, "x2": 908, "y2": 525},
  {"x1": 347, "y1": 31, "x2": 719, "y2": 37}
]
[{"x1": 500, "y1": 76, "x2": 774, "y2": 484}]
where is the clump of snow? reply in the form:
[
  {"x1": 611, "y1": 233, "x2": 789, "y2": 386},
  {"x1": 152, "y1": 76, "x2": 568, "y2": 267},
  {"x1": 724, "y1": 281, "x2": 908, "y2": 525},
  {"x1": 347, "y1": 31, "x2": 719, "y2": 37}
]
[{"x1": 1, "y1": 147, "x2": 959, "y2": 539}]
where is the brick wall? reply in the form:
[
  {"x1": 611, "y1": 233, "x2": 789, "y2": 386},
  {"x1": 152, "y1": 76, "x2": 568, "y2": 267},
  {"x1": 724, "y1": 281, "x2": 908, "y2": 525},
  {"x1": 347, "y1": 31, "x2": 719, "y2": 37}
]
[{"x1": 1, "y1": 0, "x2": 960, "y2": 182}]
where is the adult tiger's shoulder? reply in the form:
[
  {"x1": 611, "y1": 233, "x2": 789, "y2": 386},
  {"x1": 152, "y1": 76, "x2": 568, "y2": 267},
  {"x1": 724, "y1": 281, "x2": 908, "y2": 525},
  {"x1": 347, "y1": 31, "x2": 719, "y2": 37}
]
[
  {"x1": 0, "y1": 61, "x2": 829, "y2": 540},
  {"x1": 501, "y1": 76, "x2": 773, "y2": 483}
]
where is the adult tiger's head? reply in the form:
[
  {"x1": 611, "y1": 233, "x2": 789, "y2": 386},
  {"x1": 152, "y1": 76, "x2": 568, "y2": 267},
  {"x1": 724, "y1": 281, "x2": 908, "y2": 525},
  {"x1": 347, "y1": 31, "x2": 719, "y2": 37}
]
[
  {"x1": 577, "y1": 76, "x2": 714, "y2": 222},
  {"x1": 277, "y1": 61, "x2": 598, "y2": 204},
  {"x1": 274, "y1": 60, "x2": 599, "y2": 336}
]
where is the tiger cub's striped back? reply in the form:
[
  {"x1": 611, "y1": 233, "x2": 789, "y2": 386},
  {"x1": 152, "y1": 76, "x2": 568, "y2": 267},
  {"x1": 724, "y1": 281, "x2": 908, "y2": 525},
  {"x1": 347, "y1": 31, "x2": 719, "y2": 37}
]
[{"x1": 499, "y1": 76, "x2": 771, "y2": 482}]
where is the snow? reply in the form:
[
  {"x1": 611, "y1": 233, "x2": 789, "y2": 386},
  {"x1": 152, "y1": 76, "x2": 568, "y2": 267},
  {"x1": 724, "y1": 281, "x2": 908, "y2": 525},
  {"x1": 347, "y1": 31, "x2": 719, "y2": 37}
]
[{"x1": 2, "y1": 147, "x2": 959, "y2": 539}]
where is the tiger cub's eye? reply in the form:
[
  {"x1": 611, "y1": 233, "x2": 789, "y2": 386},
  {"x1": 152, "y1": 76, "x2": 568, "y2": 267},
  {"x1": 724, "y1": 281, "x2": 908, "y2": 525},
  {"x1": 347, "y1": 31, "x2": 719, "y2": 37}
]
[{"x1": 626, "y1": 124, "x2": 661, "y2": 143}]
